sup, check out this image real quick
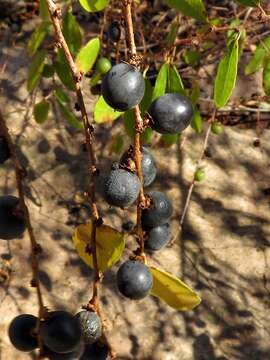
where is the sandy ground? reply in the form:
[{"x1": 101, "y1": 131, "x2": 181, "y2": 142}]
[{"x1": 0, "y1": 16, "x2": 270, "y2": 360}]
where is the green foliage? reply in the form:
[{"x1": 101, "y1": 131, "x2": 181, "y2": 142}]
[
  {"x1": 56, "y1": 96, "x2": 83, "y2": 129},
  {"x1": 263, "y1": 58, "x2": 270, "y2": 96},
  {"x1": 109, "y1": 134, "x2": 124, "y2": 154},
  {"x1": 167, "y1": 65, "x2": 185, "y2": 95},
  {"x1": 236, "y1": 0, "x2": 260, "y2": 6},
  {"x1": 164, "y1": 0, "x2": 207, "y2": 22},
  {"x1": 183, "y1": 50, "x2": 201, "y2": 67},
  {"x1": 152, "y1": 63, "x2": 169, "y2": 100},
  {"x1": 76, "y1": 38, "x2": 100, "y2": 73},
  {"x1": 27, "y1": 50, "x2": 47, "y2": 92},
  {"x1": 63, "y1": 12, "x2": 83, "y2": 55},
  {"x1": 94, "y1": 96, "x2": 123, "y2": 123},
  {"x1": 33, "y1": 99, "x2": 50, "y2": 124},
  {"x1": 54, "y1": 88, "x2": 71, "y2": 104},
  {"x1": 78, "y1": 0, "x2": 109, "y2": 13},
  {"x1": 39, "y1": 0, "x2": 50, "y2": 20},
  {"x1": 191, "y1": 108, "x2": 202, "y2": 133},
  {"x1": 214, "y1": 38, "x2": 239, "y2": 108},
  {"x1": 245, "y1": 36, "x2": 270, "y2": 75},
  {"x1": 42, "y1": 64, "x2": 55, "y2": 78},
  {"x1": 166, "y1": 22, "x2": 178, "y2": 47},
  {"x1": 160, "y1": 133, "x2": 179, "y2": 147},
  {"x1": 55, "y1": 49, "x2": 76, "y2": 91},
  {"x1": 27, "y1": 22, "x2": 50, "y2": 56}
]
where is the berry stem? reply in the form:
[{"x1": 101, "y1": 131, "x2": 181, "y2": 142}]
[
  {"x1": 0, "y1": 111, "x2": 45, "y2": 354},
  {"x1": 123, "y1": 0, "x2": 145, "y2": 257}
]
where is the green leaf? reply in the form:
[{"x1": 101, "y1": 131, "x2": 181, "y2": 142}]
[
  {"x1": 63, "y1": 12, "x2": 83, "y2": 55},
  {"x1": 214, "y1": 39, "x2": 239, "y2": 108},
  {"x1": 150, "y1": 266, "x2": 201, "y2": 311},
  {"x1": 263, "y1": 58, "x2": 270, "y2": 96},
  {"x1": 183, "y1": 50, "x2": 201, "y2": 67},
  {"x1": 73, "y1": 222, "x2": 125, "y2": 272},
  {"x1": 236, "y1": 0, "x2": 260, "y2": 7},
  {"x1": 27, "y1": 22, "x2": 50, "y2": 56},
  {"x1": 191, "y1": 108, "x2": 202, "y2": 133},
  {"x1": 109, "y1": 133, "x2": 124, "y2": 154},
  {"x1": 164, "y1": 0, "x2": 207, "y2": 22},
  {"x1": 245, "y1": 36, "x2": 270, "y2": 75},
  {"x1": 140, "y1": 79, "x2": 153, "y2": 114},
  {"x1": 123, "y1": 110, "x2": 153, "y2": 144},
  {"x1": 56, "y1": 99, "x2": 83, "y2": 129},
  {"x1": 33, "y1": 99, "x2": 50, "y2": 124},
  {"x1": 42, "y1": 64, "x2": 55, "y2": 78},
  {"x1": 27, "y1": 50, "x2": 47, "y2": 92},
  {"x1": 76, "y1": 38, "x2": 100, "y2": 73},
  {"x1": 39, "y1": 0, "x2": 50, "y2": 21},
  {"x1": 166, "y1": 22, "x2": 178, "y2": 47},
  {"x1": 94, "y1": 96, "x2": 123, "y2": 123},
  {"x1": 55, "y1": 49, "x2": 76, "y2": 91},
  {"x1": 152, "y1": 63, "x2": 169, "y2": 101},
  {"x1": 54, "y1": 88, "x2": 70, "y2": 104},
  {"x1": 190, "y1": 82, "x2": 200, "y2": 105},
  {"x1": 167, "y1": 65, "x2": 186, "y2": 95},
  {"x1": 160, "y1": 133, "x2": 179, "y2": 147},
  {"x1": 79, "y1": 0, "x2": 109, "y2": 12}
]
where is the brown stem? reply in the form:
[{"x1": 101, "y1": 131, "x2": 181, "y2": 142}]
[
  {"x1": 44, "y1": 0, "x2": 101, "y2": 306},
  {"x1": 0, "y1": 111, "x2": 45, "y2": 353},
  {"x1": 123, "y1": 0, "x2": 145, "y2": 257}
]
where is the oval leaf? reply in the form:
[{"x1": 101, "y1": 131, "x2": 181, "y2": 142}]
[
  {"x1": 167, "y1": 65, "x2": 186, "y2": 95},
  {"x1": 236, "y1": 0, "x2": 260, "y2": 6},
  {"x1": 27, "y1": 22, "x2": 50, "y2": 56},
  {"x1": 152, "y1": 63, "x2": 169, "y2": 101},
  {"x1": 263, "y1": 58, "x2": 270, "y2": 96},
  {"x1": 191, "y1": 108, "x2": 202, "y2": 133},
  {"x1": 94, "y1": 96, "x2": 123, "y2": 123},
  {"x1": 150, "y1": 266, "x2": 201, "y2": 311},
  {"x1": 164, "y1": 0, "x2": 207, "y2": 22},
  {"x1": 214, "y1": 39, "x2": 239, "y2": 108},
  {"x1": 79, "y1": 0, "x2": 109, "y2": 12},
  {"x1": 63, "y1": 12, "x2": 83, "y2": 55},
  {"x1": 76, "y1": 38, "x2": 100, "y2": 73},
  {"x1": 27, "y1": 50, "x2": 47, "y2": 92},
  {"x1": 55, "y1": 49, "x2": 76, "y2": 91},
  {"x1": 245, "y1": 36, "x2": 270, "y2": 75},
  {"x1": 73, "y1": 223, "x2": 125, "y2": 272},
  {"x1": 34, "y1": 99, "x2": 50, "y2": 124}
]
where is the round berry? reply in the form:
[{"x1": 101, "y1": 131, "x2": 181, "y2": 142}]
[
  {"x1": 44, "y1": 342, "x2": 85, "y2": 359},
  {"x1": 8, "y1": 314, "x2": 38, "y2": 352},
  {"x1": 0, "y1": 136, "x2": 10, "y2": 164},
  {"x1": 75, "y1": 311, "x2": 102, "y2": 344},
  {"x1": 103, "y1": 169, "x2": 141, "y2": 208},
  {"x1": 101, "y1": 63, "x2": 145, "y2": 111},
  {"x1": 211, "y1": 121, "x2": 223, "y2": 135},
  {"x1": 40, "y1": 311, "x2": 82, "y2": 354},
  {"x1": 117, "y1": 260, "x2": 153, "y2": 300},
  {"x1": 81, "y1": 342, "x2": 109, "y2": 360},
  {"x1": 96, "y1": 57, "x2": 112, "y2": 75},
  {"x1": 108, "y1": 21, "x2": 121, "y2": 42},
  {"x1": 142, "y1": 191, "x2": 173, "y2": 228},
  {"x1": 144, "y1": 223, "x2": 171, "y2": 251},
  {"x1": 0, "y1": 195, "x2": 26, "y2": 240},
  {"x1": 141, "y1": 147, "x2": 157, "y2": 187},
  {"x1": 194, "y1": 168, "x2": 205, "y2": 182},
  {"x1": 149, "y1": 93, "x2": 193, "y2": 134}
]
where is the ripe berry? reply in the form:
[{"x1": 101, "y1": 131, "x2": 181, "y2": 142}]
[
  {"x1": 117, "y1": 260, "x2": 153, "y2": 300},
  {"x1": 149, "y1": 93, "x2": 193, "y2": 134},
  {"x1": 141, "y1": 147, "x2": 157, "y2": 187},
  {"x1": 75, "y1": 311, "x2": 102, "y2": 344},
  {"x1": 96, "y1": 57, "x2": 112, "y2": 75},
  {"x1": 8, "y1": 314, "x2": 38, "y2": 352},
  {"x1": 103, "y1": 169, "x2": 140, "y2": 208},
  {"x1": 0, "y1": 195, "x2": 26, "y2": 240},
  {"x1": 101, "y1": 63, "x2": 145, "y2": 111},
  {"x1": 81, "y1": 342, "x2": 109, "y2": 360},
  {"x1": 0, "y1": 136, "x2": 10, "y2": 164},
  {"x1": 142, "y1": 191, "x2": 173, "y2": 228},
  {"x1": 44, "y1": 342, "x2": 85, "y2": 359},
  {"x1": 144, "y1": 223, "x2": 171, "y2": 251},
  {"x1": 108, "y1": 21, "x2": 121, "y2": 42},
  {"x1": 40, "y1": 311, "x2": 82, "y2": 354}
]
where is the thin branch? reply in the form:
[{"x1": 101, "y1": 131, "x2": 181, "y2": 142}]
[
  {"x1": 123, "y1": 0, "x2": 145, "y2": 257},
  {"x1": 0, "y1": 111, "x2": 45, "y2": 353}
]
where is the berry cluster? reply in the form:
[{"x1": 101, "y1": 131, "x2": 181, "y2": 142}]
[
  {"x1": 101, "y1": 62, "x2": 193, "y2": 300},
  {"x1": 9, "y1": 310, "x2": 108, "y2": 359}
]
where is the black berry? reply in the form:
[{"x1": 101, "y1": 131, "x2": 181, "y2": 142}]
[
  {"x1": 144, "y1": 223, "x2": 171, "y2": 251},
  {"x1": 0, "y1": 136, "x2": 10, "y2": 164},
  {"x1": 75, "y1": 311, "x2": 102, "y2": 344},
  {"x1": 40, "y1": 311, "x2": 82, "y2": 354},
  {"x1": 0, "y1": 195, "x2": 26, "y2": 240},
  {"x1": 149, "y1": 93, "x2": 193, "y2": 134},
  {"x1": 117, "y1": 260, "x2": 153, "y2": 300},
  {"x1": 108, "y1": 21, "x2": 121, "y2": 42},
  {"x1": 142, "y1": 191, "x2": 173, "y2": 228},
  {"x1": 81, "y1": 342, "x2": 109, "y2": 360},
  {"x1": 101, "y1": 63, "x2": 145, "y2": 111},
  {"x1": 103, "y1": 169, "x2": 141, "y2": 208},
  {"x1": 141, "y1": 147, "x2": 157, "y2": 187},
  {"x1": 8, "y1": 314, "x2": 38, "y2": 352},
  {"x1": 44, "y1": 342, "x2": 85, "y2": 359}
]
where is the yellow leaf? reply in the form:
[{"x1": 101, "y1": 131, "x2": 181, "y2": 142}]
[
  {"x1": 73, "y1": 223, "x2": 125, "y2": 272},
  {"x1": 150, "y1": 266, "x2": 201, "y2": 311}
]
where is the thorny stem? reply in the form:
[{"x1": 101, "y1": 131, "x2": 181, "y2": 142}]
[
  {"x1": 123, "y1": 0, "x2": 146, "y2": 257},
  {"x1": 0, "y1": 111, "x2": 45, "y2": 354},
  {"x1": 44, "y1": 0, "x2": 101, "y2": 308}
]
